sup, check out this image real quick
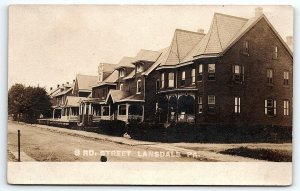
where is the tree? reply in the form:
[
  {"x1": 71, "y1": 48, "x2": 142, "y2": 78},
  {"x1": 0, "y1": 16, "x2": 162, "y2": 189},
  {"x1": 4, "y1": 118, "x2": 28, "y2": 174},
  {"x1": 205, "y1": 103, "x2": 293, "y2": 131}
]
[{"x1": 8, "y1": 84, "x2": 52, "y2": 123}]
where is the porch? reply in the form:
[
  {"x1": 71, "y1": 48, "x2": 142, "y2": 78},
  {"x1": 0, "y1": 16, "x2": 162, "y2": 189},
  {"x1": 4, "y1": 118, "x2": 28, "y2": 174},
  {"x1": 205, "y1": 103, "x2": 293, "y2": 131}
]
[
  {"x1": 157, "y1": 92, "x2": 196, "y2": 123},
  {"x1": 116, "y1": 103, "x2": 144, "y2": 123}
]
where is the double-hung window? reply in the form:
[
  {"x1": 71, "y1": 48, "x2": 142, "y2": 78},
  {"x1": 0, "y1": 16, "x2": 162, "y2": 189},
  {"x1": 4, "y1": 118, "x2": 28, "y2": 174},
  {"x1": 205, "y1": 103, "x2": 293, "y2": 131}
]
[
  {"x1": 191, "y1": 69, "x2": 196, "y2": 84},
  {"x1": 267, "y1": 69, "x2": 273, "y2": 84},
  {"x1": 136, "y1": 79, "x2": 142, "y2": 94},
  {"x1": 265, "y1": 99, "x2": 276, "y2": 116},
  {"x1": 242, "y1": 41, "x2": 249, "y2": 55},
  {"x1": 234, "y1": 97, "x2": 241, "y2": 114},
  {"x1": 198, "y1": 64, "x2": 203, "y2": 81},
  {"x1": 168, "y1": 72, "x2": 174, "y2": 87},
  {"x1": 284, "y1": 71, "x2": 289, "y2": 86},
  {"x1": 181, "y1": 71, "x2": 185, "y2": 86},
  {"x1": 284, "y1": 100, "x2": 289, "y2": 116},
  {"x1": 208, "y1": 95, "x2": 216, "y2": 113},
  {"x1": 208, "y1": 64, "x2": 216, "y2": 80},
  {"x1": 198, "y1": 96, "x2": 203, "y2": 114},
  {"x1": 161, "y1": 73, "x2": 165, "y2": 88}
]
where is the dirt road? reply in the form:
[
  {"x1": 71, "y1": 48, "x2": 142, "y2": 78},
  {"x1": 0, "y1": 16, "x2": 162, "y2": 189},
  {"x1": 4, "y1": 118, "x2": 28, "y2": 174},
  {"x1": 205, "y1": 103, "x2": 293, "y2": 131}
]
[{"x1": 7, "y1": 122, "x2": 201, "y2": 162}]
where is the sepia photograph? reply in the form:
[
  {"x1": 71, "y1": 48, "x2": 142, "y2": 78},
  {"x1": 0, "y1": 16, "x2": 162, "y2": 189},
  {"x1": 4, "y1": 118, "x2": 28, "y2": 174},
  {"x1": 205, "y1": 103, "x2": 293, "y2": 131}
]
[{"x1": 6, "y1": 4, "x2": 293, "y2": 185}]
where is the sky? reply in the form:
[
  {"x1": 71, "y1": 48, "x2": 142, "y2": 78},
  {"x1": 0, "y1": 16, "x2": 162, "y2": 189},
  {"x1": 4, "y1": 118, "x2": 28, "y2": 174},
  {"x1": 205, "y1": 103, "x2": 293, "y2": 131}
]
[{"x1": 8, "y1": 5, "x2": 293, "y2": 90}]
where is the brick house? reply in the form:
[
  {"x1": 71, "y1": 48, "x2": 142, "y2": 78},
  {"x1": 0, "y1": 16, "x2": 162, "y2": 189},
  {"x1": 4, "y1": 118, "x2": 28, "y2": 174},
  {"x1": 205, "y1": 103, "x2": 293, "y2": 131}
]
[{"x1": 156, "y1": 10, "x2": 293, "y2": 127}]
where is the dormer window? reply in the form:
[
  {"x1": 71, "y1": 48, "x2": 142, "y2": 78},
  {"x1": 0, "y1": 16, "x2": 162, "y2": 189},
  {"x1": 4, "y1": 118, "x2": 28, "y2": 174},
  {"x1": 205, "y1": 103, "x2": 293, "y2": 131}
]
[
  {"x1": 119, "y1": 69, "x2": 125, "y2": 77},
  {"x1": 136, "y1": 63, "x2": 143, "y2": 73},
  {"x1": 136, "y1": 79, "x2": 142, "y2": 94}
]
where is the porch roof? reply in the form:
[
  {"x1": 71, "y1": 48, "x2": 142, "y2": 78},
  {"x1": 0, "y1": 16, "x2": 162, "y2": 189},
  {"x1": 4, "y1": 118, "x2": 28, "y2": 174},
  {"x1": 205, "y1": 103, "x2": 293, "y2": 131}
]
[
  {"x1": 117, "y1": 94, "x2": 145, "y2": 103},
  {"x1": 64, "y1": 96, "x2": 81, "y2": 107},
  {"x1": 106, "y1": 90, "x2": 130, "y2": 103}
]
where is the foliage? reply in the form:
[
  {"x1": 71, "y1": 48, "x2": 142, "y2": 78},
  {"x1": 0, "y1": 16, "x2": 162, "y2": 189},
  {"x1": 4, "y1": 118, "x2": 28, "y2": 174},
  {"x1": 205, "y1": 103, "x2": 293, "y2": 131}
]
[{"x1": 8, "y1": 84, "x2": 52, "y2": 123}]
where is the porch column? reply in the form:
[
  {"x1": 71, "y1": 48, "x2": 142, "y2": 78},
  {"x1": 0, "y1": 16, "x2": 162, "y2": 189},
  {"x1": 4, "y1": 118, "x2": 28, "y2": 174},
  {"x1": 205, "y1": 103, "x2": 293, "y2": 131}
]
[
  {"x1": 84, "y1": 103, "x2": 87, "y2": 115},
  {"x1": 52, "y1": 108, "x2": 55, "y2": 119},
  {"x1": 142, "y1": 105, "x2": 144, "y2": 122},
  {"x1": 89, "y1": 103, "x2": 92, "y2": 115}
]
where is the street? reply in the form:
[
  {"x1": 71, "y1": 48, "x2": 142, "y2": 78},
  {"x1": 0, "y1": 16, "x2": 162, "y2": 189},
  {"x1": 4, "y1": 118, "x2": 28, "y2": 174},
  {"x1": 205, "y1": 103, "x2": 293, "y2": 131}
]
[{"x1": 7, "y1": 121, "x2": 292, "y2": 162}]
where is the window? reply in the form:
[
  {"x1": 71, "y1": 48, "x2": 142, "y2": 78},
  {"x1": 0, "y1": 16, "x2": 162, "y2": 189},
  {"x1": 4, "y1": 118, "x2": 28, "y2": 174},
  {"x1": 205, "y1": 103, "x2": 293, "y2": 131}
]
[
  {"x1": 208, "y1": 95, "x2": 216, "y2": 113},
  {"x1": 161, "y1": 73, "x2": 165, "y2": 88},
  {"x1": 198, "y1": 96, "x2": 203, "y2": 114},
  {"x1": 242, "y1": 41, "x2": 249, "y2": 55},
  {"x1": 284, "y1": 100, "x2": 289, "y2": 116},
  {"x1": 156, "y1": 80, "x2": 160, "y2": 92},
  {"x1": 168, "y1": 72, "x2": 174, "y2": 87},
  {"x1": 265, "y1": 99, "x2": 276, "y2": 116},
  {"x1": 198, "y1": 64, "x2": 203, "y2": 81},
  {"x1": 208, "y1": 64, "x2": 216, "y2": 80},
  {"x1": 267, "y1": 69, "x2": 273, "y2": 84},
  {"x1": 233, "y1": 65, "x2": 244, "y2": 82},
  {"x1": 136, "y1": 79, "x2": 142, "y2": 94},
  {"x1": 208, "y1": 95, "x2": 215, "y2": 104},
  {"x1": 119, "y1": 83, "x2": 123, "y2": 90},
  {"x1": 191, "y1": 69, "x2": 196, "y2": 84},
  {"x1": 136, "y1": 63, "x2": 143, "y2": 72},
  {"x1": 234, "y1": 97, "x2": 241, "y2": 114},
  {"x1": 102, "y1": 106, "x2": 110, "y2": 116},
  {"x1": 181, "y1": 71, "x2": 185, "y2": 86},
  {"x1": 284, "y1": 71, "x2": 289, "y2": 85},
  {"x1": 273, "y1": 46, "x2": 278, "y2": 59},
  {"x1": 118, "y1": 104, "x2": 127, "y2": 115},
  {"x1": 119, "y1": 69, "x2": 125, "y2": 77}
]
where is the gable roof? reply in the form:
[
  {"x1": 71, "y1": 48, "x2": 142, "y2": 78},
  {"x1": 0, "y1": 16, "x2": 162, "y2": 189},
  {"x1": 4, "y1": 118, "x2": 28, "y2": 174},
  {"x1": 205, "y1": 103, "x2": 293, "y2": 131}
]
[
  {"x1": 117, "y1": 94, "x2": 145, "y2": 103},
  {"x1": 76, "y1": 74, "x2": 98, "y2": 91},
  {"x1": 54, "y1": 86, "x2": 73, "y2": 97},
  {"x1": 105, "y1": 90, "x2": 130, "y2": 103},
  {"x1": 133, "y1": 49, "x2": 161, "y2": 63},
  {"x1": 115, "y1": 56, "x2": 135, "y2": 69},
  {"x1": 64, "y1": 96, "x2": 81, "y2": 107},
  {"x1": 158, "y1": 29, "x2": 205, "y2": 67},
  {"x1": 143, "y1": 46, "x2": 170, "y2": 76},
  {"x1": 100, "y1": 63, "x2": 116, "y2": 73},
  {"x1": 182, "y1": 13, "x2": 292, "y2": 63}
]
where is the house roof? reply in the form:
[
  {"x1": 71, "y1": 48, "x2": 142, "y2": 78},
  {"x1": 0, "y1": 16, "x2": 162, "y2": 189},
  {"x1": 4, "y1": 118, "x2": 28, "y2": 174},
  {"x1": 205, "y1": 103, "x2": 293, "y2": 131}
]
[
  {"x1": 76, "y1": 74, "x2": 98, "y2": 91},
  {"x1": 54, "y1": 87, "x2": 73, "y2": 97},
  {"x1": 64, "y1": 96, "x2": 81, "y2": 107},
  {"x1": 105, "y1": 90, "x2": 130, "y2": 103},
  {"x1": 182, "y1": 13, "x2": 292, "y2": 63},
  {"x1": 158, "y1": 29, "x2": 205, "y2": 67},
  {"x1": 115, "y1": 56, "x2": 135, "y2": 69},
  {"x1": 117, "y1": 94, "x2": 145, "y2": 103},
  {"x1": 100, "y1": 63, "x2": 117, "y2": 73},
  {"x1": 143, "y1": 46, "x2": 170, "y2": 75},
  {"x1": 133, "y1": 49, "x2": 161, "y2": 63}
]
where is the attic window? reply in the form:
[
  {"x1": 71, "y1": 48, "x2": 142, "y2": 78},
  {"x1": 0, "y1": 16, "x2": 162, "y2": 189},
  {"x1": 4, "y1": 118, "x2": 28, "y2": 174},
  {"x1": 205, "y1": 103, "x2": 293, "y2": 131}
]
[
  {"x1": 119, "y1": 69, "x2": 125, "y2": 77},
  {"x1": 242, "y1": 41, "x2": 249, "y2": 55},
  {"x1": 136, "y1": 63, "x2": 144, "y2": 73},
  {"x1": 273, "y1": 46, "x2": 278, "y2": 59}
]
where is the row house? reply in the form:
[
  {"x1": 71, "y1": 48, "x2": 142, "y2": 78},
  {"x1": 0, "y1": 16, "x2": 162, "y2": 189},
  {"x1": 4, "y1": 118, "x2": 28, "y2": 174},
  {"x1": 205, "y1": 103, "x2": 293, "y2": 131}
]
[{"x1": 156, "y1": 8, "x2": 293, "y2": 127}]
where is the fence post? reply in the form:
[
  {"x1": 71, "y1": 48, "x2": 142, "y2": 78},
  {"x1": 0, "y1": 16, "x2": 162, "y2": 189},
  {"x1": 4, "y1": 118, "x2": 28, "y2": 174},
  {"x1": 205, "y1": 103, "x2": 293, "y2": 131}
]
[{"x1": 18, "y1": 130, "x2": 21, "y2": 162}]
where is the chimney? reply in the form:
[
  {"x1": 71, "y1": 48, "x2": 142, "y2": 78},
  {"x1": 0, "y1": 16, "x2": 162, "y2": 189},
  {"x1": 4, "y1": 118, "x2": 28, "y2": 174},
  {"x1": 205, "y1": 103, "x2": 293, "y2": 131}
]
[
  {"x1": 57, "y1": 84, "x2": 60, "y2": 88},
  {"x1": 286, "y1": 36, "x2": 293, "y2": 46},
  {"x1": 62, "y1": 83, "x2": 64, "y2": 87},
  {"x1": 50, "y1": 87, "x2": 53, "y2": 91},
  {"x1": 66, "y1": 82, "x2": 69, "y2": 85},
  {"x1": 73, "y1": 79, "x2": 76, "y2": 83},
  {"x1": 255, "y1": 7, "x2": 263, "y2": 17},
  {"x1": 197, "y1": 28, "x2": 205, "y2": 34}
]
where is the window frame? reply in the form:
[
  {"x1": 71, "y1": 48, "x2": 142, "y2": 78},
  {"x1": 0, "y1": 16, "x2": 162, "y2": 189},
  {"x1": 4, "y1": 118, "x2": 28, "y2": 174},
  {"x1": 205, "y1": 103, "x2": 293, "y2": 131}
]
[
  {"x1": 191, "y1": 69, "x2": 196, "y2": 84},
  {"x1": 119, "y1": 83, "x2": 124, "y2": 90},
  {"x1": 161, "y1": 73, "x2": 165, "y2": 88},
  {"x1": 283, "y1": 100, "x2": 289, "y2": 116},
  {"x1": 208, "y1": 64, "x2": 216, "y2": 81},
  {"x1": 242, "y1": 41, "x2": 249, "y2": 55},
  {"x1": 198, "y1": 96, "x2": 203, "y2": 114},
  {"x1": 265, "y1": 99, "x2": 276, "y2": 116},
  {"x1": 181, "y1": 71, "x2": 186, "y2": 86},
  {"x1": 284, "y1": 71, "x2": 289, "y2": 86},
  {"x1": 119, "y1": 68, "x2": 125, "y2": 77},
  {"x1": 102, "y1": 106, "x2": 110, "y2": 116},
  {"x1": 198, "y1": 64, "x2": 203, "y2": 81},
  {"x1": 136, "y1": 79, "x2": 142, "y2": 94},
  {"x1": 267, "y1": 69, "x2": 274, "y2": 84},
  {"x1": 168, "y1": 72, "x2": 175, "y2": 88},
  {"x1": 234, "y1": 97, "x2": 241, "y2": 114}
]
